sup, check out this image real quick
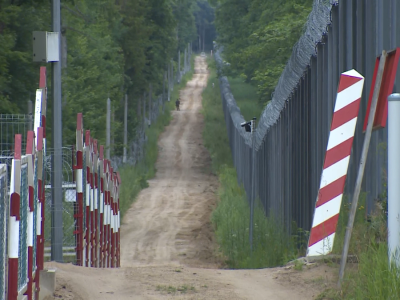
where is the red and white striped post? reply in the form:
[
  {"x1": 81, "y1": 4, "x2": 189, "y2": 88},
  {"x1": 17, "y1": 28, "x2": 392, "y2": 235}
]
[
  {"x1": 93, "y1": 140, "x2": 99, "y2": 267},
  {"x1": 116, "y1": 172, "x2": 121, "y2": 267},
  {"x1": 8, "y1": 135, "x2": 22, "y2": 300},
  {"x1": 35, "y1": 66, "x2": 47, "y2": 300},
  {"x1": 25, "y1": 131, "x2": 35, "y2": 300},
  {"x1": 89, "y1": 137, "x2": 95, "y2": 267},
  {"x1": 307, "y1": 70, "x2": 365, "y2": 256},
  {"x1": 35, "y1": 128, "x2": 44, "y2": 299},
  {"x1": 110, "y1": 167, "x2": 115, "y2": 268},
  {"x1": 105, "y1": 160, "x2": 111, "y2": 268},
  {"x1": 74, "y1": 114, "x2": 84, "y2": 266},
  {"x1": 85, "y1": 131, "x2": 91, "y2": 267}
]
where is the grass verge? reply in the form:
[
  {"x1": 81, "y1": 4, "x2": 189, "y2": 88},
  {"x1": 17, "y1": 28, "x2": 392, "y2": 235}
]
[
  {"x1": 225, "y1": 76, "x2": 263, "y2": 121},
  {"x1": 318, "y1": 191, "x2": 400, "y2": 299},
  {"x1": 203, "y1": 57, "x2": 295, "y2": 269},
  {"x1": 119, "y1": 61, "x2": 194, "y2": 219}
]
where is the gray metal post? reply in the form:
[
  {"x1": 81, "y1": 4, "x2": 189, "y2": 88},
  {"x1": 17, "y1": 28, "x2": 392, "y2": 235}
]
[
  {"x1": 106, "y1": 98, "x2": 111, "y2": 159},
  {"x1": 388, "y1": 93, "x2": 400, "y2": 268},
  {"x1": 171, "y1": 61, "x2": 174, "y2": 91},
  {"x1": 178, "y1": 51, "x2": 181, "y2": 82},
  {"x1": 28, "y1": 100, "x2": 33, "y2": 131},
  {"x1": 249, "y1": 117, "x2": 256, "y2": 252},
  {"x1": 163, "y1": 71, "x2": 166, "y2": 111},
  {"x1": 123, "y1": 94, "x2": 128, "y2": 163},
  {"x1": 338, "y1": 50, "x2": 387, "y2": 287},
  {"x1": 148, "y1": 84, "x2": 152, "y2": 126},
  {"x1": 184, "y1": 49, "x2": 187, "y2": 73},
  {"x1": 167, "y1": 67, "x2": 171, "y2": 102},
  {"x1": 51, "y1": 0, "x2": 63, "y2": 262},
  {"x1": 143, "y1": 93, "x2": 146, "y2": 128}
]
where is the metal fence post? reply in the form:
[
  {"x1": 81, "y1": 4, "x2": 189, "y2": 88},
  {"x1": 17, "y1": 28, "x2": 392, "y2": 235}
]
[
  {"x1": 123, "y1": 95, "x2": 127, "y2": 163},
  {"x1": 28, "y1": 100, "x2": 33, "y2": 131},
  {"x1": 250, "y1": 117, "x2": 256, "y2": 252},
  {"x1": 51, "y1": 0, "x2": 63, "y2": 263},
  {"x1": 106, "y1": 98, "x2": 111, "y2": 160},
  {"x1": 388, "y1": 93, "x2": 400, "y2": 268}
]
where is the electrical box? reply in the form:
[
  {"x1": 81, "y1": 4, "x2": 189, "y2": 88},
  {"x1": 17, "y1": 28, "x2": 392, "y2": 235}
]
[{"x1": 33, "y1": 31, "x2": 60, "y2": 62}]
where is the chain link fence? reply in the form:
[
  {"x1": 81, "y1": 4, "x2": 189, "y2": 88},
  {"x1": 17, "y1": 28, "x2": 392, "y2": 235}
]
[
  {"x1": 215, "y1": 0, "x2": 400, "y2": 234},
  {"x1": 44, "y1": 146, "x2": 76, "y2": 262}
]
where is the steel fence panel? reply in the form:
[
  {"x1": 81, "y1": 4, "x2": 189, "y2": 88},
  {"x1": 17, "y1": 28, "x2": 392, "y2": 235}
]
[
  {"x1": 214, "y1": 0, "x2": 397, "y2": 236},
  {"x1": 0, "y1": 164, "x2": 7, "y2": 300}
]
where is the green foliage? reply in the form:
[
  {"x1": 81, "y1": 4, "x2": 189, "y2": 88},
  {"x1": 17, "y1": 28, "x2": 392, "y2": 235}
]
[
  {"x1": 0, "y1": 0, "x2": 210, "y2": 150},
  {"x1": 212, "y1": 0, "x2": 312, "y2": 103},
  {"x1": 203, "y1": 58, "x2": 295, "y2": 268},
  {"x1": 341, "y1": 243, "x2": 400, "y2": 299},
  {"x1": 226, "y1": 76, "x2": 262, "y2": 120}
]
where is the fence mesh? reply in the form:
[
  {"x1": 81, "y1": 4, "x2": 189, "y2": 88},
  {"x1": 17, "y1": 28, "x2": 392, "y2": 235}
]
[
  {"x1": 43, "y1": 147, "x2": 76, "y2": 262},
  {"x1": 0, "y1": 165, "x2": 7, "y2": 300},
  {"x1": 18, "y1": 160, "x2": 28, "y2": 292}
]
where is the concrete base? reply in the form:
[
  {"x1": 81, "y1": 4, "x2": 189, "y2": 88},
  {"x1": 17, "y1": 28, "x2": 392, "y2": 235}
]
[{"x1": 39, "y1": 269, "x2": 56, "y2": 300}]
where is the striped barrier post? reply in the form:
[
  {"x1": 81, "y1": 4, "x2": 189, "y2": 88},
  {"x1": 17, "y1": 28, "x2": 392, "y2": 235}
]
[
  {"x1": 116, "y1": 172, "x2": 121, "y2": 267},
  {"x1": 102, "y1": 159, "x2": 108, "y2": 268},
  {"x1": 85, "y1": 131, "x2": 91, "y2": 267},
  {"x1": 110, "y1": 168, "x2": 115, "y2": 268},
  {"x1": 307, "y1": 70, "x2": 365, "y2": 256},
  {"x1": 74, "y1": 113, "x2": 84, "y2": 266},
  {"x1": 89, "y1": 137, "x2": 95, "y2": 267},
  {"x1": 25, "y1": 131, "x2": 35, "y2": 300},
  {"x1": 106, "y1": 161, "x2": 111, "y2": 268},
  {"x1": 99, "y1": 146, "x2": 104, "y2": 268},
  {"x1": 35, "y1": 66, "x2": 47, "y2": 300},
  {"x1": 35, "y1": 127, "x2": 44, "y2": 298},
  {"x1": 93, "y1": 140, "x2": 99, "y2": 267},
  {"x1": 8, "y1": 135, "x2": 22, "y2": 300}
]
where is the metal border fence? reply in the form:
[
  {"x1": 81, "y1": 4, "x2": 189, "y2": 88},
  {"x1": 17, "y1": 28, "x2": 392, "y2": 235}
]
[{"x1": 215, "y1": 0, "x2": 400, "y2": 234}]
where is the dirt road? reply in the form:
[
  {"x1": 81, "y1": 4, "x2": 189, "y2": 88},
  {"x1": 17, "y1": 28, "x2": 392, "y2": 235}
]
[{"x1": 47, "y1": 57, "x2": 334, "y2": 300}]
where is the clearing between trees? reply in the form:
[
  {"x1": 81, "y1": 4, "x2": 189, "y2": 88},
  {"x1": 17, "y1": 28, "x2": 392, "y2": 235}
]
[{"x1": 45, "y1": 56, "x2": 335, "y2": 300}]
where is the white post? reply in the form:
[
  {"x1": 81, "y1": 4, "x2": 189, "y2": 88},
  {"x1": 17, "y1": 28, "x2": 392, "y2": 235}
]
[{"x1": 388, "y1": 93, "x2": 400, "y2": 268}]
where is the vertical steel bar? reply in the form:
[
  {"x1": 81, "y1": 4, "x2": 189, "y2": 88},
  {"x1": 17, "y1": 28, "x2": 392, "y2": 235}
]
[
  {"x1": 123, "y1": 95, "x2": 128, "y2": 163},
  {"x1": 51, "y1": 0, "x2": 63, "y2": 262}
]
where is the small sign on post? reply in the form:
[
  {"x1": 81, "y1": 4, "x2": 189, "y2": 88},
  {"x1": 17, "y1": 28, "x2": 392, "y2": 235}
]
[{"x1": 363, "y1": 48, "x2": 400, "y2": 131}]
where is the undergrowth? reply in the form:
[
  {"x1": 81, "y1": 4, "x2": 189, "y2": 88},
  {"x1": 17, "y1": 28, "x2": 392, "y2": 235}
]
[
  {"x1": 322, "y1": 191, "x2": 400, "y2": 299},
  {"x1": 119, "y1": 59, "x2": 195, "y2": 219},
  {"x1": 203, "y1": 57, "x2": 295, "y2": 269}
]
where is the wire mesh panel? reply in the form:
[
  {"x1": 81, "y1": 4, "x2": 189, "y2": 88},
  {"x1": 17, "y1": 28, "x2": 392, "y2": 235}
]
[
  {"x1": 43, "y1": 147, "x2": 76, "y2": 263},
  {"x1": 0, "y1": 114, "x2": 32, "y2": 153},
  {"x1": 0, "y1": 164, "x2": 8, "y2": 300},
  {"x1": 18, "y1": 157, "x2": 29, "y2": 293}
]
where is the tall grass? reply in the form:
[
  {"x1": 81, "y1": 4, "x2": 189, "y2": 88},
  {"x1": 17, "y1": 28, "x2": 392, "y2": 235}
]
[
  {"x1": 317, "y1": 188, "x2": 400, "y2": 298},
  {"x1": 119, "y1": 63, "x2": 194, "y2": 219},
  {"x1": 226, "y1": 76, "x2": 263, "y2": 121},
  {"x1": 203, "y1": 58, "x2": 295, "y2": 269}
]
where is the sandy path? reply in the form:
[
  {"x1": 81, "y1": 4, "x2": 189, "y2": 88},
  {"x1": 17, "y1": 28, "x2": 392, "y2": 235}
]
[{"x1": 46, "y1": 57, "x2": 333, "y2": 300}]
